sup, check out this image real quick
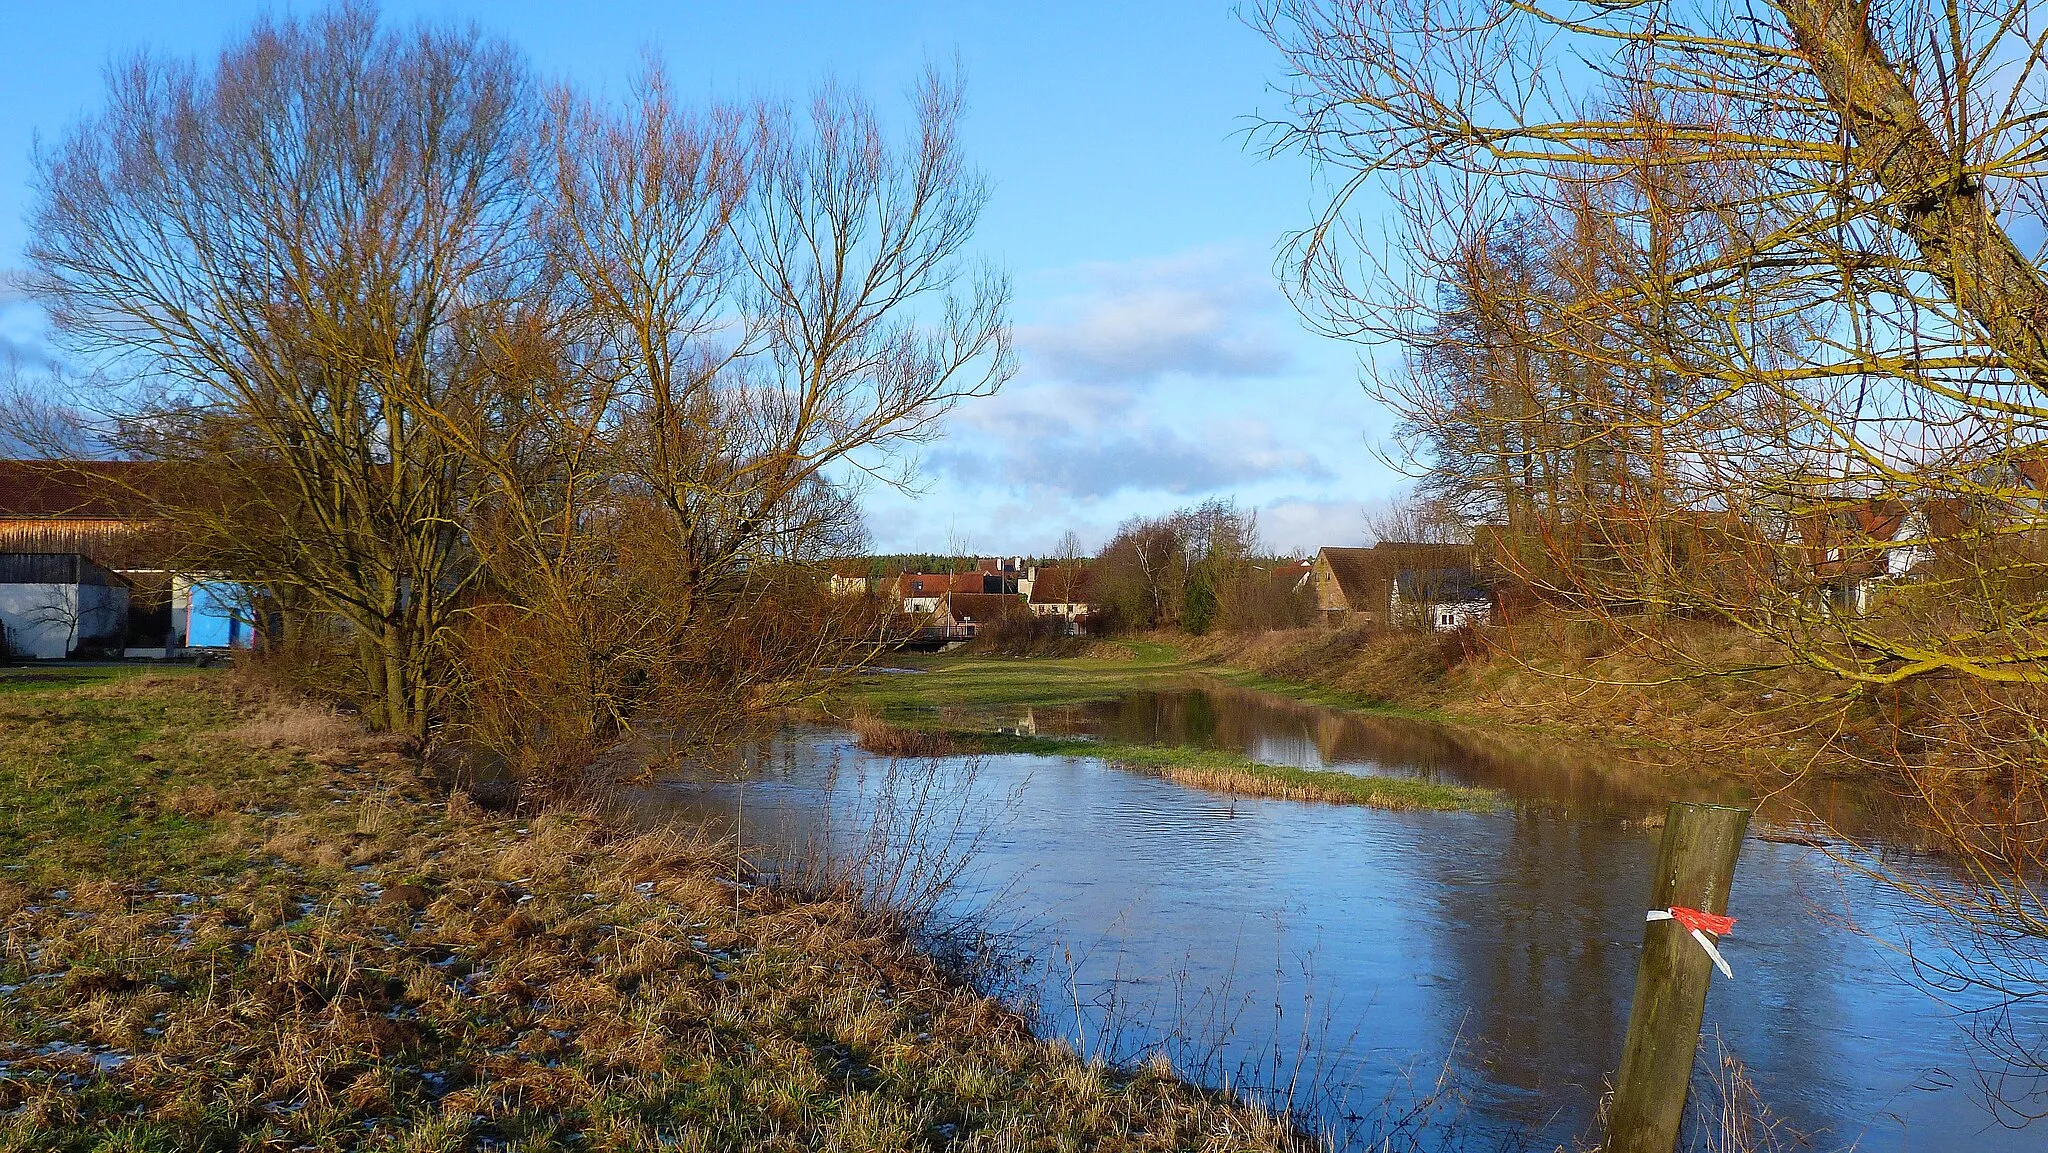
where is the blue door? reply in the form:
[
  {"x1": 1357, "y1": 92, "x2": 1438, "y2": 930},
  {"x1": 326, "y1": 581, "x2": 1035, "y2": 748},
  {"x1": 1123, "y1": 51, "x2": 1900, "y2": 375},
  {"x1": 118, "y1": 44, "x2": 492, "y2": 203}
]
[{"x1": 186, "y1": 582, "x2": 253, "y2": 648}]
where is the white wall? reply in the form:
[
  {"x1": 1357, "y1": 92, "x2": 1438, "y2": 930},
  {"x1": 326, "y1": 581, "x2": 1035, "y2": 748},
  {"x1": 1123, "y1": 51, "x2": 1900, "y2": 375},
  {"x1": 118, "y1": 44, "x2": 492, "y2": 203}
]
[
  {"x1": 0, "y1": 582, "x2": 129, "y2": 659},
  {"x1": 1, "y1": 583, "x2": 81, "y2": 659}
]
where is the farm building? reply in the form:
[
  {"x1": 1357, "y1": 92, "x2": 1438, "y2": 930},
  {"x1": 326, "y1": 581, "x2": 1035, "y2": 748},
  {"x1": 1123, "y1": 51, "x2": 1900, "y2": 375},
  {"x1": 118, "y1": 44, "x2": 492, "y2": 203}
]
[
  {"x1": 0, "y1": 552, "x2": 132, "y2": 659},
  {"x1": 1311, "y1": 543, "x2": 1479, "y2": 627}
]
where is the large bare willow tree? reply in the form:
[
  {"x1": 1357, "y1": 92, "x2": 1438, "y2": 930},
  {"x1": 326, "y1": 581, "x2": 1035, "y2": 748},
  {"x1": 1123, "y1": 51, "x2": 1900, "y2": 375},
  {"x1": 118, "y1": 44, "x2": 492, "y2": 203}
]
[
  {"x1": 28, "y1": 5, "x2": 538, "y2": 737},
  {"x1": 448, "y1": 69, "x2": 1013, "y2": 774},
  {"x1": 25, "y1": 5, "x2": 1012, "y2": 760}
]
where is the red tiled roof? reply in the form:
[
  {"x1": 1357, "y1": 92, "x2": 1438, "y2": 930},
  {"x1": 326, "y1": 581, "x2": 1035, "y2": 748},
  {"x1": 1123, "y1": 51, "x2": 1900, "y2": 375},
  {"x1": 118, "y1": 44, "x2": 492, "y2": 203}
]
[{"x1": 899, "y1": 572, "x2": 992, "y2": 595}]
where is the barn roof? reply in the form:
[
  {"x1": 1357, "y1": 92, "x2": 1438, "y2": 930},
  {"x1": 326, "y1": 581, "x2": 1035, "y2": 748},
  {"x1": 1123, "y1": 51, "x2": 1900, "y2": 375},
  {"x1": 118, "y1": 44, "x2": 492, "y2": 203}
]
[
  {"x1": 0, "y1": 460, "x2": 162, "y2": 519},
  {"x1": 1028, "y1": 565, "x2": 1095, "y2": 604}
]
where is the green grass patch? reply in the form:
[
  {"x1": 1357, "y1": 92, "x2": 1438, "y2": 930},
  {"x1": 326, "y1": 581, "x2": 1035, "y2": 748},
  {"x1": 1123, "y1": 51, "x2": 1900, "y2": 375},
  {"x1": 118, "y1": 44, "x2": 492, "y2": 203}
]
[
  {"x1": 834, "y1": 644, "x2": 1217, "y2": 715},
  {"x1": 824, "y1": 645, "x2": 1501, "y2": 811},
  {"x1": 973, "y1": 733, "x2": 1498, "y2": 812},
  {"x1": 835, "y1": 643, "x2": 1451, "y2": 724},
  {"x1": 0, "y1": 669, "x2": 284, "y2": 884},
  {"x1": 844, "y1": 717, "x2": 1500, "y2": 813}
]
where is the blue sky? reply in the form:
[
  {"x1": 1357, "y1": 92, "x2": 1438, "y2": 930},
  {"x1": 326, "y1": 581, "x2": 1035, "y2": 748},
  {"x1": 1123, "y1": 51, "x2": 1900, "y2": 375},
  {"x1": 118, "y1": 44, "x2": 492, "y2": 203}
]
[{"x1": 0, "y1": 1, "x2": 1403, "y2": 555}]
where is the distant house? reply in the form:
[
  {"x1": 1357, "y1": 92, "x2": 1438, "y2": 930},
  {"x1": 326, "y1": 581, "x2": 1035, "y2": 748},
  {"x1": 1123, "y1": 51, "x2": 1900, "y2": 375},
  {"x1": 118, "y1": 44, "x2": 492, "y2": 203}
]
[
  {"x1": 1274, "y1": 558, "x2": 1314, "y2": 592},
  {"x1": 0, "y1": 460, "x2": 179, "y2": 654},
  {"x1": 0, "y1": 552, "x2": 131, "y2": 659},
  {"x1": 1311, "y1": 543, "x2": 1477, "y2": 627},
  {"x1": 897, "y1": 571, "x2": 997, "y2": 614},
  {"x1": 974, "y1": 556, "x2": 1027, "y2": 592},
  {"x1": 1788, "y1": 497, "x2": 1932, "y2": 614},
  {"x1": 176, "y1": 577, "x2": 258, "y2": 650},
  {"x1": 1021, "y1": 564, "x2": 1095, "y2": 625},
  {"x1": 935, "y1": 591, "x2": 1029, "y2": 636},
  {"x1": 828, "y1": 573, "x2": 874, "y2": 597},
  {"x1": 1392, "y1": 568, "x2": 1493, "y2": 631},
  {"x1": 0, "y1": 460, "x2": 266, "y2": 655}
]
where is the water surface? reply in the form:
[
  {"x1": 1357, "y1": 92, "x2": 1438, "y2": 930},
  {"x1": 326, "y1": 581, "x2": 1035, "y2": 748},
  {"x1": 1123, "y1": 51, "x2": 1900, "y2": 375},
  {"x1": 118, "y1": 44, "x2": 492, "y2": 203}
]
[{"x1": 637, "y1": 683, "x2": 2047, "y2": 1150}]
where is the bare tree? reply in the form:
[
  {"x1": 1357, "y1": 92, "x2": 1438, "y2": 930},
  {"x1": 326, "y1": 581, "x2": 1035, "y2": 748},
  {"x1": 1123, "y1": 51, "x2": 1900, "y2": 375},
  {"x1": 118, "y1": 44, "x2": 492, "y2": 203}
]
[
  {"x1": 1256, "y1": 0, "x2": 2048, "y2": 657},
  {"x1": 28, "y1": 4, "x2": 540, "y2": 736},
  {"x1": 439, "y1": 66, "x2": 1013, "y2": 775},
  {"x1": 1255, "y1": 0, "x2": 2048, "y2": 1067}
]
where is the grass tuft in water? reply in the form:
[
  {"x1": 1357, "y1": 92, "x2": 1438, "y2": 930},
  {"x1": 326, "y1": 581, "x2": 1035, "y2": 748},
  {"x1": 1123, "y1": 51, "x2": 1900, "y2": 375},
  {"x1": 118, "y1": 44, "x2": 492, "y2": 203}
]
[{"x1": 841, "y1": 715, "x2": 1501, "y2": 813}]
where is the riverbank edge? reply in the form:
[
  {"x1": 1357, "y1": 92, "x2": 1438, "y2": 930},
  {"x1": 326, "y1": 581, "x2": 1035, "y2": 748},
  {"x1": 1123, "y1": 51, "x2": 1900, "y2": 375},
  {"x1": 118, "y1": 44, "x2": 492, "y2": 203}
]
[
  {"x1": 1167, "y1": 626, "x2": 1903, "y2": 786},
  {"x1": 0, "y1": 668, "x2": 1308, "y2": 1150}
]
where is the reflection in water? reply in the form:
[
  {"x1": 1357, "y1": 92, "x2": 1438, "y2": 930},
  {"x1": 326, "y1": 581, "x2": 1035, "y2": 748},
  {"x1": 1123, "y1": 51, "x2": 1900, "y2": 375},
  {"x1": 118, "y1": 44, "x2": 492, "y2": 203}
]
[
  {"x1": 635, "y1": 686, "x2": 2047, "y2": 1152},
  {"x1": 1006, "y1": 684, "x2": 1935, "y2": 839}
]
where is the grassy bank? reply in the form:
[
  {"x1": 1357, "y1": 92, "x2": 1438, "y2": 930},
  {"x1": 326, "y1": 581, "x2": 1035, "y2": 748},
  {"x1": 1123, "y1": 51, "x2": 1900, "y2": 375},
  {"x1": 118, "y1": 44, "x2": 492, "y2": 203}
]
[
  {"x1": 1176, "y1": 622, "x2": 1888, "y2": 777},
  {"x1": 0, "y1": 668, "x2": 1305, "y2": 1151},
  {"x1": 840, "y1": 643, "x2": 1197, "y2": 713}
]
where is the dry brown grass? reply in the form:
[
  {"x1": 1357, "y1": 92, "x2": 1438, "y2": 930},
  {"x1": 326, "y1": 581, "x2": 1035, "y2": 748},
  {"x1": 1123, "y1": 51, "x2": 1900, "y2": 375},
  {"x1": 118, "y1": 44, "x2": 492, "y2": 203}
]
[
  {"x1": 224, "y1": 695, "x2": 378, "y2": 752},
  {"x1": 1184, "y1": 616, "x2": 1904, "y2": 781},
  {"x1": 0, "y1": 672, "x2": 1310, "y2": 1152},
  {"x1": 846, "y1": 711, "x2": 977, "y2": 757}
]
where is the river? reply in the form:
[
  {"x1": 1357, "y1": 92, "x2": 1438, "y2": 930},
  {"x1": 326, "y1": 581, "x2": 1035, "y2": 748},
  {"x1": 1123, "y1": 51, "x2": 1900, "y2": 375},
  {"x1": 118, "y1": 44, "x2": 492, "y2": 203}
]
[{"x1": 634, "y1": 680, "x2": 2048, "y2": 1151}]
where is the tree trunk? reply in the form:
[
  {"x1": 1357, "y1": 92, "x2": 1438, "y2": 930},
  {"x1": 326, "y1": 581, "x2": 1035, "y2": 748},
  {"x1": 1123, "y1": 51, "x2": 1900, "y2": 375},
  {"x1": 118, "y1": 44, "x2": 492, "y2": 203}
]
[{"x1": 1776, "y1": 0, "x2": 2048, "y2": 385}]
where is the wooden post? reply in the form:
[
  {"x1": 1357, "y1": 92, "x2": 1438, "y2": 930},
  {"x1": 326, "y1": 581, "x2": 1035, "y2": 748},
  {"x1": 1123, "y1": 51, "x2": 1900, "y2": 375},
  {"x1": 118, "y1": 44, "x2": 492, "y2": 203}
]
[{"x1": 1608, "y1": 801, "x2": 1750, "y2": 1153}]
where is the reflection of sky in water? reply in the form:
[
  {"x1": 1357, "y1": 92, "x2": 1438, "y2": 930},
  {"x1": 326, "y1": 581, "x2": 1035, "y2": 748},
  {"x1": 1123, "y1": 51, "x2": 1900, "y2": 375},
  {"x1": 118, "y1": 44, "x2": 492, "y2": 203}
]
[{"x1": 639, "y1": 717, "x2": 2047, "y2": 1152}]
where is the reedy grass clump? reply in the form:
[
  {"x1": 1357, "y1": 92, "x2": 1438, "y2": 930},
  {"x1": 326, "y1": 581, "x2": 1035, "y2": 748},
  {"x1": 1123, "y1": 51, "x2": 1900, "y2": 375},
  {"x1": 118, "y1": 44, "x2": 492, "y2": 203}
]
[{"x1": 0, "y1": 669, "x2": 1309, "y2": 1151}]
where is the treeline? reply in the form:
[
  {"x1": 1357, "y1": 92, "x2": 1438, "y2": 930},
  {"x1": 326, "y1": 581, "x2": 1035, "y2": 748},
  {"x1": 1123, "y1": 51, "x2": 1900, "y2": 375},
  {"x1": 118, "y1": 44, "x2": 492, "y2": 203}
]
[
  {"x1": 1088, "y1": 500, "x2": 1312, "y2": 636},
  {"x1": 12, "y1": 6, "x2": 1010, "y2": 780}
]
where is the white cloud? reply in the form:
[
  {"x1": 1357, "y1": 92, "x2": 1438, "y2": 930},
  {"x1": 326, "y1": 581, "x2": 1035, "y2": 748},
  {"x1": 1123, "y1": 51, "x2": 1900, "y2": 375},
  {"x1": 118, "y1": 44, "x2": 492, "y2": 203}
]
[
  {"x1": 1254, "y1": 498, "x2": 1379, "y2": 555},
  {"x1": 928, "y1": 399, "x2": 1331, "y2": 500},
  {"x1": 1018, "y1": 249, "x2": 1291, "y2": 384}
]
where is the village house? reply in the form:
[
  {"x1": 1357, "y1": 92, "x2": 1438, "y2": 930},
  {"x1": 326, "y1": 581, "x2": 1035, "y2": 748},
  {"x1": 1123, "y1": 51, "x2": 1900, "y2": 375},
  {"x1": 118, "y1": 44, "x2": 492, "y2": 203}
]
[
  {"x1": 1391, "y1": 568, "x2": 1493, "y2": 631},
  {"x1": 932, "y1": 590, "x2": 1030, "y2": 636},
  {"x1": 895, "y1": 571, "x2": 992, "y2": 614},
  {"x1": 1788, "y1": 497, "x2": 1934, "y2": 615},
  {"x1": 1020, "y1": 564, "x2": 1095, "y2": 627},
  {"x1": 1310, "y1": 543, "x2": 1484, "y2": 631},
  {"x1": 0, "y1": 552, "x2": 131, "y2": 659}
]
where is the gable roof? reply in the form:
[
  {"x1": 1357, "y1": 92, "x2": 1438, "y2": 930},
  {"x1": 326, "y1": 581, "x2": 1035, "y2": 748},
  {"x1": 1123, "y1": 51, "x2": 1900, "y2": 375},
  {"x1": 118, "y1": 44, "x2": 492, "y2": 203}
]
[
  {"x1": 899, "y1": 571, "x2": 994, "y2": 596},
  {"x1": 1791, "y1": 497, "x2": 1915, "y2": 579},
  {"x1": 1319, "y1": 543, "x2": 1471, "y2": 607},
  {"x1": 1029, "y1": 565, "x2": 1095, "y2": 605}
]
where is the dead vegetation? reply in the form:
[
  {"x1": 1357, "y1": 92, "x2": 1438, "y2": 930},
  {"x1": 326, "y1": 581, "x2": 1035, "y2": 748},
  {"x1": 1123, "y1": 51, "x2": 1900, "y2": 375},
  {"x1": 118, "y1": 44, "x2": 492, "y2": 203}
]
[
  {"x1": 1182, "y1": 618, "x2": 1906, "y2": 778},
  {"x1": 845, "y1": 713, "x2": 979, "y2": 759},
  {"x1": 0, "y1": 671, "x2": 1309, "y2": 1151}
]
